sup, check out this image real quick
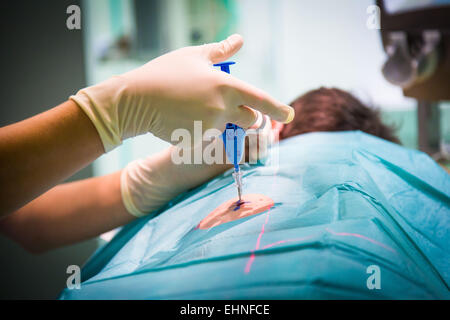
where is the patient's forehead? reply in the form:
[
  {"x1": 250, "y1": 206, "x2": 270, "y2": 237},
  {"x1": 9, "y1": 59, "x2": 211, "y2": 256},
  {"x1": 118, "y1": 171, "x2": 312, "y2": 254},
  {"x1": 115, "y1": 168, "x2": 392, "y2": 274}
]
[{"x1": 197, "y1": 194, "x2": 274, "y2": 230}]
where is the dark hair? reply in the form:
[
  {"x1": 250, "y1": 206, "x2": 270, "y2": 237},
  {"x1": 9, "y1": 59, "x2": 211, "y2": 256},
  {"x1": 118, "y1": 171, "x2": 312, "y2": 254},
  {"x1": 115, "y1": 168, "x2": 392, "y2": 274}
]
[{"x1": 280, "y1": 87, "x2": 400, "y2": 144}]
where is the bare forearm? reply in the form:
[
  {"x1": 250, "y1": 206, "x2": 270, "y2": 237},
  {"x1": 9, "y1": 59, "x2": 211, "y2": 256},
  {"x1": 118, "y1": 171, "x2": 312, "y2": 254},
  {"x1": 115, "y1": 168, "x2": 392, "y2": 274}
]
[
  {"x1": 0, "y1": 100, "x2": 104, "y2": 217},
  {"x1": 0, "y1": 171, "x2": 134, "y2": 253}
]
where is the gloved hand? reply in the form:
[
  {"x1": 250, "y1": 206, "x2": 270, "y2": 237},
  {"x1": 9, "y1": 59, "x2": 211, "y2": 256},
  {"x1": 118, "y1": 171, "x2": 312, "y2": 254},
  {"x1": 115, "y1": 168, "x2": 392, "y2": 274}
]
[
  {"x1": 120, "y1": 117, "x2": 283, "y2": 217},
  {"x1": 71, "y1": 34, "x2": 295, "y2": 152},
  {"x1": 120, "y1": 143, "x2": 229, "y2": 217}
]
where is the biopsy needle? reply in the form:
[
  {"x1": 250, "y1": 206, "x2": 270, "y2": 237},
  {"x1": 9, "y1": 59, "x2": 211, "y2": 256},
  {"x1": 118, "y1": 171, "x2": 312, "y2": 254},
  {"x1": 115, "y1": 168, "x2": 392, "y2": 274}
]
[{"x1": 214, "y1": 61, "x2": 246, "y2": 205}]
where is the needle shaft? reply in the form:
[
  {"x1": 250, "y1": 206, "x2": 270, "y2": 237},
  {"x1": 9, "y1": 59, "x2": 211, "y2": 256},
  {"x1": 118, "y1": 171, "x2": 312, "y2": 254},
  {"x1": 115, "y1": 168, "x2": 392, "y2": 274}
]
[{"x1": 232, "y1": 169, "x2": 243, "y2": 204}]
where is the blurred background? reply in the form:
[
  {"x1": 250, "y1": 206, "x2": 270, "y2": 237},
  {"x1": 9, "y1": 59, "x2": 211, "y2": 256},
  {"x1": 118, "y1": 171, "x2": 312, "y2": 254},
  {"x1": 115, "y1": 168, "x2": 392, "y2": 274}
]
[{"x1": 0, "y1": 0, "x2": 449, "y2": 299}]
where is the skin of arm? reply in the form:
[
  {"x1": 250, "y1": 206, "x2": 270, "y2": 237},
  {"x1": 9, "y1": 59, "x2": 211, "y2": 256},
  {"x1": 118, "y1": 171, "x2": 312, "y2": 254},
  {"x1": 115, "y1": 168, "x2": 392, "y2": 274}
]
[{"x1": 0, "y1": 100, "x2": 104, "y2": 217}]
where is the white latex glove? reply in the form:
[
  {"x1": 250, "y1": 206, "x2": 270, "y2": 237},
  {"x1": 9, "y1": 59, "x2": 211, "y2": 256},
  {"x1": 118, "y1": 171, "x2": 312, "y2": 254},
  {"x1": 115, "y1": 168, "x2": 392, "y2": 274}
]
[
  {"x1": 121, "y1": 143, "x2": 229, "y2": 217},
  {"x1": 120, "y1": 117, "x2": 282, "y2": 217},
  {"x1": 71, "y1": 34, "x2": 295, "y2": 152}
]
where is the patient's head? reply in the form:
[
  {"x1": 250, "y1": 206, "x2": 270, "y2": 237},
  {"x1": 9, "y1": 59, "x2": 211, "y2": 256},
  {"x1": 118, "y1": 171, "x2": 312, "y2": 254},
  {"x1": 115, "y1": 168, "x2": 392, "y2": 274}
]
[{"x1": 279, "y1": 87, "x2": 400, "y2": 144}]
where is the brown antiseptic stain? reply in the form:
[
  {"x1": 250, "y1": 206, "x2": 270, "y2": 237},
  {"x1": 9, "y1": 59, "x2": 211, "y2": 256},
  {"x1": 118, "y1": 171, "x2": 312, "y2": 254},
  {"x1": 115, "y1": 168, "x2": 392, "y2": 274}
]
[{"x1": 197, "y1": 194, "x2": 274, "y2": 230}]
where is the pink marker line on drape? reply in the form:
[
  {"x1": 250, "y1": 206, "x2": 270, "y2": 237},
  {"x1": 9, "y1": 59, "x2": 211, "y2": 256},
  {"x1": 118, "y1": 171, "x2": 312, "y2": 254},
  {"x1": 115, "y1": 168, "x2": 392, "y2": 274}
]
[
  {"x1": 325, "y1": 228, "x2": 396, "y2": 253},
  {"x1": 244, "y1": 142, "x2": 283, "y2": 274},
  {"x1": 261, "y1": 236, "x2": 315, "y2": 250},
  {"x1": 244, "y1": 205, "x2": 272, "y2": 273},
  {"x1": 244, "y1": 226, "x2": 397, "y2": 274}
]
